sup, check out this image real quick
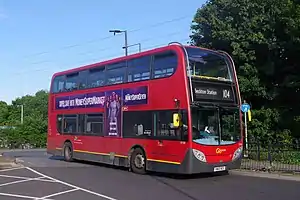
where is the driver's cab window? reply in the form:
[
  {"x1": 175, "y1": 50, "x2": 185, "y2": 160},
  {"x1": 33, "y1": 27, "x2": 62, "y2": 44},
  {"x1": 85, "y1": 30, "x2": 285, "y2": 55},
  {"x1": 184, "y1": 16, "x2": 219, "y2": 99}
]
[
  {"x1": 204, "y1": 111, "x2": 218, "y2": 136},
  {"x1": 191, "y1": 109, "x2": 219, "y2": 139}
]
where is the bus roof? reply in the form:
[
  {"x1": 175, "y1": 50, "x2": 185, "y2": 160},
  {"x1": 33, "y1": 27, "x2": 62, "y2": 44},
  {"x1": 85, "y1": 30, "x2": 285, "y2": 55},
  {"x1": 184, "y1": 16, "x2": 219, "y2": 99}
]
[{"x1": 51, "y1": 43, "x2": 221, "y2": 78}]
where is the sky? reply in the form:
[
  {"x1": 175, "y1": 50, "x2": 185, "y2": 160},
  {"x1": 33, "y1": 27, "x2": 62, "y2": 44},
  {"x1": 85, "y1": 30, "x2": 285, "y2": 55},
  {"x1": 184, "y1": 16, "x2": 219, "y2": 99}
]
[{"x1": 0, "y1": 0, "x2": 203, "y2": 104}]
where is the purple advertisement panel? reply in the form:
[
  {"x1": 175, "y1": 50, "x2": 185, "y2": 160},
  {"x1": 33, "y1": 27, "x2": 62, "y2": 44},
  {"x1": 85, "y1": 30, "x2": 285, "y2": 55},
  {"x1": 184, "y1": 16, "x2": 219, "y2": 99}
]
[
  {"x1": 55, "y1": 92, "x2": 105, "y2": 109},
  {"x1": 123, "y1": 86, "x2": 148, "y2": 106},
  {"x1": 104, "y1": 90, "x2": 122, "y2": 137}
]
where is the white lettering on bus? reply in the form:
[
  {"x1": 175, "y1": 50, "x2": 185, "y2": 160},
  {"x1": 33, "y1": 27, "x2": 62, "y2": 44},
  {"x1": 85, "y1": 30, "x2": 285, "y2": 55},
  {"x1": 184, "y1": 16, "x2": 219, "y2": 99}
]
[
  {"x1": 207, "y1": 89, "x2": 217, "y2": 95},
  {"x1": 194, "y1": 88, "x2": 206, "y2": 94},
  {"x1": 75, "y1": 96, "x2": 105, "y2": 106},
  {"x1": 194, "y1": 88, "x2": 217, "y2": 95},
  {"x1": 125, "y1": 93, "x2": 147, "y2": 101},
  {"x1": 223, "y1": 89, "x2": 230, "y2": 99},
  {"x1": 59, "y1": 96, "x2": 105, "y2": 108}
]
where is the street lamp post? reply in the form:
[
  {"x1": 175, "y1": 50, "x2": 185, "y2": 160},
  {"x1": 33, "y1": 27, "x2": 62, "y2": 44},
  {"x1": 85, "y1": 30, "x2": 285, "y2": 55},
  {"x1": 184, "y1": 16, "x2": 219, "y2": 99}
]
[
  {"x1": 123, "y1": 43, "x2": 141, "y2": 53},
  {"x1": 21, "y1": 104, "x2": 23, "y2": 124},
  {"x1": 17, "y1": 104, "x2": 24, "y2": 124},
  {"x1": 109, "y1": 29, "x2": 128, "y2": 56}
]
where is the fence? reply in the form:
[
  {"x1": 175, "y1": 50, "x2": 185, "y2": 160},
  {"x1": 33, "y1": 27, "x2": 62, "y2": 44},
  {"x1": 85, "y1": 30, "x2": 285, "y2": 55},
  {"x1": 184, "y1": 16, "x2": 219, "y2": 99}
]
[{"x1": 240, "y1": 140, "x2": 300, "y2": 173}]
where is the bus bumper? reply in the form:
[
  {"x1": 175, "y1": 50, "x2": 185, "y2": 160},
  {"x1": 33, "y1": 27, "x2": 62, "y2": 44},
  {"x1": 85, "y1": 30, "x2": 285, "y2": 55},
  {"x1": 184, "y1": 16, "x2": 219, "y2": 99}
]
[
  {"x1": 146, "y1": 148, "x2": 242, "y2": 174},
  {"x1": 178, "y1": 148, "x2": 242, "y2": 174}
]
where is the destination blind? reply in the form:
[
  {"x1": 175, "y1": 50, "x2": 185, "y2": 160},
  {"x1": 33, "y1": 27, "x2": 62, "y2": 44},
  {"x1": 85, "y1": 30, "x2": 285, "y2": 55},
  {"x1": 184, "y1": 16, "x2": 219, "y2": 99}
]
[{"x1": 191, "y1": 81, "x2": 236, "y2": 103}]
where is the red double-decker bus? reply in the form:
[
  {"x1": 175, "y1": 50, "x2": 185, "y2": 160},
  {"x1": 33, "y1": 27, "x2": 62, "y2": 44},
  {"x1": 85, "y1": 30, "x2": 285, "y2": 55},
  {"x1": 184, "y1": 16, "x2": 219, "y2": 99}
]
[{"x1": 47, "y1": 42, "x2": 243, "y2": 174}]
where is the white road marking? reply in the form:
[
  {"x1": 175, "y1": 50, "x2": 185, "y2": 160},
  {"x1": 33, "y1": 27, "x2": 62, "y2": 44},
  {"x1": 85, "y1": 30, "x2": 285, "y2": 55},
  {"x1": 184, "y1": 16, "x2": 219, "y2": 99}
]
[
  {"x1": 26, "y1": 167, "x2": 119, "y2": 200},
  {"x1": 0, "y1": 192, "x2": 53, "y2": 200},
  {"x1": 0, "y1": 163, "x2": 119, "y2": 199},
  {"x1": 36, "y1": 188, "x2": 79, "y2": 199},
  {"x1": 0, "y1": 174, "x2": 57, "y2": 182},
  {"x1": 37, "y1": 177, "x2": 57, "y2": 182},
  {"x1": 0, "y1": 176, "x2": 47, "y2": 187},
  {"x1": 0, "y1": 166, "x2": 24, "y2": 172}
]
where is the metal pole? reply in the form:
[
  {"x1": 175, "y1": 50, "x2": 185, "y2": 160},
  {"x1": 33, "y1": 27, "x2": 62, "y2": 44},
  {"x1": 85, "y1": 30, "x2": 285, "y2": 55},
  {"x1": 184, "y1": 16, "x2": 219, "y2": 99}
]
[
  {"x1": 124, "y1": 43, "x2": 141, "y2": 53},
  {"x1": 21, "y1": 105, "x2": 24, "y2": 124},
  {"x1": 124, "y1": 30, "x2": 128, "y2": 56},
  {"x1": 244, "y1": 112, "x2": 248, "y2": 157}
]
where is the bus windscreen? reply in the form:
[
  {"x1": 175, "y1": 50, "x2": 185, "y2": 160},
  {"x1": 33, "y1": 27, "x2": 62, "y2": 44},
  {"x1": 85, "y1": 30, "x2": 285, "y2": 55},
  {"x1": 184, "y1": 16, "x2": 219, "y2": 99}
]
[
  {"x1": 185, "y1": 47, "x2": 233, "y2": 82},
  {"x1": 191, "y1": 107, "x2": 241, "y2": 145}
]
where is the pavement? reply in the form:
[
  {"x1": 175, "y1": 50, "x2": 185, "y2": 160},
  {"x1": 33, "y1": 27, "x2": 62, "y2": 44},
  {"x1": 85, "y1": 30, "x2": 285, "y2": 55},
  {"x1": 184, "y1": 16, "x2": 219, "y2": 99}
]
[
  {"x1": 231, "y1": 169, "x2": 300, "y2": 182},
  {"x1": 0, "y1": 155, "x2": 20, "y2": 170},
  {"x1": 0, "y1": 149, "x2": 299, "y2": 200}
]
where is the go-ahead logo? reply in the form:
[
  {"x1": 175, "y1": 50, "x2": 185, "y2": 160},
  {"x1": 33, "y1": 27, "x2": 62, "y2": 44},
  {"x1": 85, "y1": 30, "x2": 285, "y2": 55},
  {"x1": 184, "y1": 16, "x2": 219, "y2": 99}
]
[{"x1": 216, "y1": 148, "x2": 226, "y2": 154}]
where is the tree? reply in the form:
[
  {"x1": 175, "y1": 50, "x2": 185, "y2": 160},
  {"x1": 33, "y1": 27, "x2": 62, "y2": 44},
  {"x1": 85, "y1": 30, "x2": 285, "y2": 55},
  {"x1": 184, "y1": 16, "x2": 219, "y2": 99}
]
[
  {"x1": 0, "y1": 90, "x2": 49, "y2": 148},
  {"x1": 0, "y1": 101, "x2": 9, "y2": 124},
  {"x1": 190, "y1": 0, "x2": 300, "y2": 140}
]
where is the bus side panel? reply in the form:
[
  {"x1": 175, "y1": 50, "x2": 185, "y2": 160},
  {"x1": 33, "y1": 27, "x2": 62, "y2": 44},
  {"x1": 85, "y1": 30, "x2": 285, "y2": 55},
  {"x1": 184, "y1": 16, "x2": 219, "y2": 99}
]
[
  {"x1": 65, "y1": 136, "x2": 124, "y2": 167},
  {"x1": 72, "y1": 136, "x2": 105, "y2": 164},
  {"x1": 47, "y1": 45, "x2": 192, "y2": 172},
  {"x1": 102, "y1": 137, "x2": 123, "y2": 165},
  {"x1": 145, "y1": 140, "x2": 189, "y2": 173},
  {"x1": 119, "y1": 138, "x2": 189, "y2": 173}
]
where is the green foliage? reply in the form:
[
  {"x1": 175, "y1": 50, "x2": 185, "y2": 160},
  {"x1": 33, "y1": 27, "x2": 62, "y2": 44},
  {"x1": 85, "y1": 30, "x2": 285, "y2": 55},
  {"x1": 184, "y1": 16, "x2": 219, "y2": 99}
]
[
  {"x1": 190, "y1": 0, "x2": 300, "y2": 146},
  {"x1": 0, "y1": 90, "x2": 48, "y2": 149},
  {"x1": 0, "y1": 101, "x2": 9, "y2": 123},
  {"x1": 248, "y1": 149, "x2": 300, "y2": 165},
  {"x1": 247, "y1": 108, "x2": 293, "y2": 145}
]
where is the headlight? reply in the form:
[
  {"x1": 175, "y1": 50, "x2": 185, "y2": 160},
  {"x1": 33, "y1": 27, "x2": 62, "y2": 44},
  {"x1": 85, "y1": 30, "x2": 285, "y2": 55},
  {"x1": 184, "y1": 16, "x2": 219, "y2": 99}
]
[
  {"x1": 192, "y1": 149, "x2": 206, "y2": 162},
  {"x1": 232, "y1": 147, "x2": 243, "y2": 160}
]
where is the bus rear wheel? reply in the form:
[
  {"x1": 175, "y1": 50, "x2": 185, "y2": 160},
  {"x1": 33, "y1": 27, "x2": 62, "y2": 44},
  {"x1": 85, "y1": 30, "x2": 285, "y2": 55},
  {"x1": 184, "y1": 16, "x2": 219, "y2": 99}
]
[
  {"x1": 130, "y1": 148, "x2": 146, "y2": 174},
  {"x1": 63, "y1": 142, "x2": 73, "y2": 162}
]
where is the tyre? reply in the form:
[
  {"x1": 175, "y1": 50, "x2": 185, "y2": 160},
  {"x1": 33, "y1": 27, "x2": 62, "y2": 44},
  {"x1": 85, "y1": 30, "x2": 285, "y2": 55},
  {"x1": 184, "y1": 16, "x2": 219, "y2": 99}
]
[
  {"x1": 130, "y1": 148, "x2": 147, "y2": 174},
  {"x1": 63, "y1": 142, "x2": 73, "y2": 162}
]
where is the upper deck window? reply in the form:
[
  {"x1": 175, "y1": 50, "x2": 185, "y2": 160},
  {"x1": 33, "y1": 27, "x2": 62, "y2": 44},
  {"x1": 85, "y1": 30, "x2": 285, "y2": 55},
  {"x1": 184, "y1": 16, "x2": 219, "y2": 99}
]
[
  {"x1": 65, "y1": 72, "x2": 79, "y2": 91},
  {"x1": 127, "y1": 56, "x2": 151, "y2": 82},
  {"x1": 87, "y1": 67, "x2": 105, "y2": 88},
  {"x1": 186, "y1": 47, "x2": 233, "y2": 82},
  {"x1": 78, "y1": 70, "x2": 88, "y2": 89},
  {"x1": 152, "y1": 51, "x2": 178, "y2": 79},
  {"x1": 106, "y1": 61, "x2": 127, "y2": 85},
  {"x1": 51, "y1": 75, "x2": 65, "y2": 93},
  {"x1": 50, "y1": 49, "x2": 179, "y2": 94}
]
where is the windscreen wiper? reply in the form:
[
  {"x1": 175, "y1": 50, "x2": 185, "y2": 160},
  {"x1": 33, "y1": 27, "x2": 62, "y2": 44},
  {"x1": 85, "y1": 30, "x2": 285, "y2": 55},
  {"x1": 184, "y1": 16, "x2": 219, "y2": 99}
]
[{"x1": 191, "y1": 102, "x2": 219, "y2": 109}]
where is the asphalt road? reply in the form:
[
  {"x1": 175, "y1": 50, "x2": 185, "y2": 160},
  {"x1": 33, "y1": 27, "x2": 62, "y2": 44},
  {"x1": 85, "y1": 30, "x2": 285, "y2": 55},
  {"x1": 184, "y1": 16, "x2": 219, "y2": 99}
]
[{"x1": 0, "y1": 149, "x2": 299, "y2": 200}]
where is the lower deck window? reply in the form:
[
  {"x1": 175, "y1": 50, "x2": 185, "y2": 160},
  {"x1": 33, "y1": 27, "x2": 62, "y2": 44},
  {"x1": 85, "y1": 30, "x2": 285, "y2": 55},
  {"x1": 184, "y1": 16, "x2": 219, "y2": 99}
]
[
  {"x1": 55, "y1": 109, "x2": 187, "y2": 141},
  {"x1": 123, "y1": 111, "x2": 153, "y2": 137},
  {"x1": 56, "y1": 113, "x2": 104, "y2": 136},
  {"x1": 122, "y1": 109, "x2": 187, "y2": 141}
]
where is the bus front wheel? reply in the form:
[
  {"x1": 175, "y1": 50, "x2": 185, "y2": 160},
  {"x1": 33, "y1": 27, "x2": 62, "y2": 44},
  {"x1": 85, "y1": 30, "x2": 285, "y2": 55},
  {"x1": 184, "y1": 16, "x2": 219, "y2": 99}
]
[
  {"x1": 63, "y1": 142, "x2": 73, "y2": 162},
  {"x1": 130, "y1": 148, "x2": 146, "y2": 174}
]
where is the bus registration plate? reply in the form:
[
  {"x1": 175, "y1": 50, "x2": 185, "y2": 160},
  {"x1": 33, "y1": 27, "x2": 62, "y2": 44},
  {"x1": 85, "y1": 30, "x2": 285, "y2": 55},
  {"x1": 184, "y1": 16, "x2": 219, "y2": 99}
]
[{"x1": 213, "y1": 166, "x2": 226, "y2": 172}]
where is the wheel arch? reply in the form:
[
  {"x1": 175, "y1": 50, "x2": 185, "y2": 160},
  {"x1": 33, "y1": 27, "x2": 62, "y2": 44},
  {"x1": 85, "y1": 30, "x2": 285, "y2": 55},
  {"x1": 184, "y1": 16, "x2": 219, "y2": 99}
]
[{"x1": 64, "y1": 139, "x2": 72, "y2": 146}]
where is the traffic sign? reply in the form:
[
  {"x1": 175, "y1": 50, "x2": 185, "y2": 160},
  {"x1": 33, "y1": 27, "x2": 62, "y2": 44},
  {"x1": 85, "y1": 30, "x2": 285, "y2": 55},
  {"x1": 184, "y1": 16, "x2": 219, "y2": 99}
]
[{"x1": 240, "y1": 103, "x2": 250, "y2": 113}]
